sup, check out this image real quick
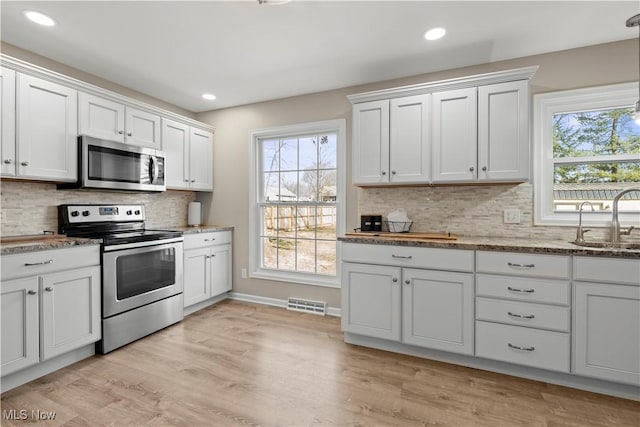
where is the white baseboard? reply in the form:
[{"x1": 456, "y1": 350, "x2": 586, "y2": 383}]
[{"x1": 228, "y1": 292, "x2": 342, "y2": 317}]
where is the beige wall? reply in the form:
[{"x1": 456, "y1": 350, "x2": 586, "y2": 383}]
[
  {"x1": 196, "y1": 39, "x2": 638, "y2": 310},
  {"x1": 1, "y1": 42, "x2": 196, "y2": 118}
]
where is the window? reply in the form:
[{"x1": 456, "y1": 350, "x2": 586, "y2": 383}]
[
  {"x1": 249, "y1": 119, "x2": 345, "y2": 287},
  {"x1": 533, "y1": 83, "x2": 640, "y2": 226}
]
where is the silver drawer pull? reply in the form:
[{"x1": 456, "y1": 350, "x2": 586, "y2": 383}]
[
  {"x1": 392, "y1": 277, "x2": 398, "y2": 283},
  {"x1": 27, "y1": 290, "x2": 37, "y2": 295},
  {"x1": 507, "y1": 286, "x2": 535, "y2": 293},
  {"x1": 508, "y1": 311, "x2": 535, "y2": 319},
  {"x1": 392, "y1": 254, "x2": 412, "y2": 259},
  {"x1": 508, "y1": 343, "x2": 535, "y2": 352},
  {"x1": 204, "y1": 238, "x2": 216, "y2": 242},
  {"x1": 24, "y1": 259, "x2": 54, "y2": 267},
  {"x1": 45, "y1": 287, "x2": 54, "y2": 292},
  {"x1": 507, "y1": 262, "x2": 535, "y2": 268}
]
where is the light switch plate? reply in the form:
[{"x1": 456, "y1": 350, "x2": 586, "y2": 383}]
[{"x1": 504, "y1": 209, "x2": 521, "y2": 224}]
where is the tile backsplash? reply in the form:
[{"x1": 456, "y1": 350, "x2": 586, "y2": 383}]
[
  {"x1": 0, "y1": 180, "x2": 195, "y2": 236},
  {"x1": 358, "y1": 183, "x2": 603, "y2": 241}
]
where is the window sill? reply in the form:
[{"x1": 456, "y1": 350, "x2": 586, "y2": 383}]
[{"x1": 250, "y1": 269, "x2": 341, "y2": 289}]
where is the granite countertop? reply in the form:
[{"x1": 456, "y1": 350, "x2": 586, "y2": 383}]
[
  {"x1": 1, "y1": 234, "x2": 102, "y2": 256},
  {"x1": 167, "y1": 225, "x2": 234, "y2": 234},
  {"x1": 339, "y1": 234, "x2": 640, "y2": 259}
]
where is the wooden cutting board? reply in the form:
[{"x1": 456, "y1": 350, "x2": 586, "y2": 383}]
[{"x1": 345, "y1": 232, "x2": 457, "y2": 240}]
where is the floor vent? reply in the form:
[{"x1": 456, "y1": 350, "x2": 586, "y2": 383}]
[{"x1": 286, "y1": 298, "x2": 327, "y2": 316}]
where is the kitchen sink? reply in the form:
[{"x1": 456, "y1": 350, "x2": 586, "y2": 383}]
[{"x1": 570, "y1": 240, "x2": 640, "y2": 250}]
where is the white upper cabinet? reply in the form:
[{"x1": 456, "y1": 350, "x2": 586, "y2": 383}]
[
  {"x1": 1, "y1": 67, "x2": 16, "y2": 176},
  {"x1": 188, "y1": 127, "x2": 213, "y2": 191},
  {"x1": 78, "y1": 92, "x2": 125, "y2": 142},
  {"x1": 390, "y1": 94, "x2": 431, "y2": 183},
  {"x1": 432, "y1": 87, "x2": 478, "y2": 183},
  {"x1": 79, "y1": 93, "x2": 161, "y2": 149},
  {"x1": 352, "y1": 100, "x2": 389, "y2": 184},
  {"x1": 478, "y1": 80, "x2": 529, "y2": 181},
  {"x1": 161, "y1": 119, "x2": 213, "y2": 191},
  {"x1": 16, "y1": 73, "x2": 77, "y2": 181}
]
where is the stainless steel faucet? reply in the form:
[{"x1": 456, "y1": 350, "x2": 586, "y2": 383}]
[
  {"x1": 610, "y1": 187, "x2": 640, "y2": 243},
  {"x1": 575, "y1": 201, "x2": 594, "y2": 243}
]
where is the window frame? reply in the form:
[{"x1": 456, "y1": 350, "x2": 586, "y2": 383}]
[
  {"x1": 249, "y1": 119, "x2": 346, "y2": 288},
  {"x1": 533, "y1": 82, "x2": 640, "y2": 227}
]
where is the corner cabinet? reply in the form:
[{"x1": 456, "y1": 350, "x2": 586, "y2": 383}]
[
  {"x1": 162, "y1": 118, "x2": 213, "y2": 191},
  {"x1": 349, "y1": 66, "x2": 536, "y2": 186},
  {"x1": 183, "y1": 230, "x2": 232, "y2": 308},
  {"x1": 14, "y1": 73, "x2": 78, "y2": 181},
  {"x1": 342, "y1": 243, "x2": 475, "y2": 355},
  {"x1": 572, "y1": 257, "x2": 640, "y2": 386},
  {"x1": 0, "y1": 246, "x2": 101, "y2": 377}
]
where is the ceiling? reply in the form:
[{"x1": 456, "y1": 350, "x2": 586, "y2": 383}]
[{"x1": 1, "y1": 1, "x2": 638, "y2": 113}]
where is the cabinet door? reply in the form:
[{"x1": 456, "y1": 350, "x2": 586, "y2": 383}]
[
  {"x1": 352, "y1": 100, "x2": 390, "y2": 184},
  {"x1": 478, "y1": 80, "x2": 529, "y2": 181},
  {"x1": 78, "y1": 92, "x2": 125, "y2": 143},
  {"x1": 211, "y1": 244, "x2": 232, "y2": 297},
  {"x1": 432, "y1": 88, "x2": 477, "y2": 183},
  {"x1": 1, "y1": 277, "x2": 39, "y2": 376},
  {"x1": 1, "y1": 67, "x2": 16, "y2": 176},
  {"x1": 183, "y1": 247, "x2": 211, "y2": 307},
  {"x1": 189, "y1": 127, "x2": 213, "y2": 191},
  {"x1": 402, "y1": 268, "x2": 474, "y2": 355},
  {"x1": 16, "y1": 74, "x2": 77, "y2": 181},
  {"x1": 162, "y1": 118, "x2": 189, "y2": 189},
  {"x1": 390, "y1": 94, "x2": 431, "y2": 183},
  {"x1": 573, "y1": 282, "x2": 640, "y2": 385},
  {"x1": 40, "y1": 266, "x2": 101, "y2": 361},
  {"x1": 125, "y1": 106, "x2": 161, "y2": 149},
  {"x1": 342, "y1": 262, "x2": 401, "y2": 340}
]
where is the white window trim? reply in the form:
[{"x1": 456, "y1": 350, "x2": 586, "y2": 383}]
[
  {"x1": 533, "y1": 82, "x2": 640, "y2": 227},
  {"x1": 249, "y1": 119, "x2": 346, "y2": 288}
]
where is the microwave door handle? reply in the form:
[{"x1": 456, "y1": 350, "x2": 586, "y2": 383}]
[{"x1": 148, "y1": 156, "x2": 156, "y2": 184}]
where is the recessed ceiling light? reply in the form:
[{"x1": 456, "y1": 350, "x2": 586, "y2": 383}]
[
  {"x1": 23, "y1": 10, "x2": 56, "y2": 27},
  {"x1": 424, "y1": 27, "x2": 446, "y2": 41},
  {"x1": 202, "y1": 93, "x2": 217, "y2": 101}
]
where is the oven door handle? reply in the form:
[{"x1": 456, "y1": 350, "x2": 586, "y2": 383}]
[{"x1": 103, "y1": 237, "x2": 184, "y2": 252}]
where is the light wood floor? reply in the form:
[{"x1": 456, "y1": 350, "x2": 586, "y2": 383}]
[{"x1": 2, "y1": 300, "x2": 639, "y2": 426}]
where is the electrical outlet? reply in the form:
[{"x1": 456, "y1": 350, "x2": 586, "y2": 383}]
[
  {"x1": 503, "y1": 209, "x2": 521, "y2": 224},
  {"x1": 241, "y1": 268, "x2": 247, "y2": 279},
  {"x1": 0, "y1": 209, "x2": 6, "y2": 224},
  {"x1": 169, "y1": 207, "x2": 176, "y2": 217}
]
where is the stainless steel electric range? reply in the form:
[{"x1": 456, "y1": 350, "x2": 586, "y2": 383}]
[{"x1": 58, "y1": 204, "x2": 184, "y2": 354}]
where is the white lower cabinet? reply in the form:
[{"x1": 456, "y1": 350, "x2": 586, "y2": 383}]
[
  {"x1": 183, "y1": 231, "x2": 232, "y2": 308},
  {"x1": 342, "y1": 243, "x2": 474, "y2": 355},
  {"x1": 572, "y1": 257, "x2": 640, "y2": 386},
  {"x1": 0, "y1": 247, "x2": 101, "y2": 377}
]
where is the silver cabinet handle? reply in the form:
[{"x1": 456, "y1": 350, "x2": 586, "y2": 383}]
[
  {"x1": 507, "y1": 286, "x2": 535, "y2": 293},
  {"x1": 127, "y1": 132, "x2": 132, "y2": 137},
  {"x1": 21, "y1": 161, "x2": 29, "y2": 166},
  {"x1": 508, "y1": 343, "x2": 535, "y2": 352},
  {"x1": 469, "y1": 166, "x2": 474, "y2": 172},
  {"x1": 45, "y1": 287, "x2": 53, "y2": 292},
  {"x1": 482, "y1": 166, "x2": 487, "y2": 171},
  {"x1": 27, "y1": 290, "x2": 37, "y2": 295},
  {"x1": 204, "y1": 238, "x2": 216, "y2": 242},
  {"x1": 185, "y1": 179, "x2": 189, "y2": 182},
  {"x1": 3, "y1": 159, "x2": 12, "y2": 164},
  {"x1": 24, "y1": 259, "x2": 54, "y2": 267},
  {"x1": 211, "y1": 254, "x2": 216, "y2": 257},
  {"x1": 508, "y1": 311, "x2": 535, "y2": 319},
  {"x1": 381, "y1": 171, "x2": 386, "y2": 176},
  {"x1": 118, "y1": 130, "x2": 124, "y2": 134},
  {"x1": 507, "y1": 262, "x2": 535, "y2": 268},
  {"x1": 190, "y1": 180, "x2": 196, "y2": 183},
  {"x1": 391, "y1": 170, "x2": 396, "y2": 175},
  {"x1": 404, "y1": 279, "x2": 410, "y2": 285},
  {"x1": 392, "y1": 277, "x2": 398, "y2": 283},
  {"x1": 391, "y1": 254, "x2": 412, "y2": 259}
]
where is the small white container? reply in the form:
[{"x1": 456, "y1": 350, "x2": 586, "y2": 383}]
[{"x1": 187, "y1": 202, "x2": 202, "y2": 227}]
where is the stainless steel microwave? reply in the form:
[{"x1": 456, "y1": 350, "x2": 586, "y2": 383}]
[{"x1": 59, "y1": 136, "x2": 166, "y2": 192}]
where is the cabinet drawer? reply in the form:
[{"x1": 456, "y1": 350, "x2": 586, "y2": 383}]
[
  {"x1": 476, "y1": 298, "x2": 570, "y2": 332},
  {"x1": 476, "y1": 274, "x2": 570, "y2": 305},
  {"x1": 184, "y1": 231, "x2": 232, "y2": 249},
  {"x1": 476, "y1": 321, "x2": 570, "y2": 372},
  {"x1": 476, "y1": 251, "x2": 570, "y2": 279},
  {"x1": 574, "y1": 257, "x2": 640, "y2": 286},
  {"x1": 1, "y1": 246, "x2": 100, "y2": 280},
  {"x1": 342, "y1": 243, "x2": 474, "y2": 272}
]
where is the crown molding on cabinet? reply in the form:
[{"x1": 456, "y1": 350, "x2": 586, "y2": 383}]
[
  {"x1": 347, "y1": 66, "x2": 539, "y2": 104},
  {"x1": 0, "y1": 54, "x2": 215, "y2": 133}
]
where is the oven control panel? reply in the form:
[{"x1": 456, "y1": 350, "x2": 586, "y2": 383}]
[{"x1": 61, "y1": 204, "x2": 146, "y2": 223}]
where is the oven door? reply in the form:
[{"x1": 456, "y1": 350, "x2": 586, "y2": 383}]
[{"x1": 102, "y1": 239, "x2": 183, "y2": 318}]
